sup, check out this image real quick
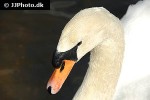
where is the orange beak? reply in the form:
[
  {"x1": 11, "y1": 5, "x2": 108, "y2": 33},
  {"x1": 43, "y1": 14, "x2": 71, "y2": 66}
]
[{"x1": 47, "y1": 60, "x2": 75, "y2": 94}]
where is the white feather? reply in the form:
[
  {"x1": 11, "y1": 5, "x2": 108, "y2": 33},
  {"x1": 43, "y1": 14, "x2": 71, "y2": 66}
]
[{"x1": 114, "y1": 0, "x2": 150, "y2": 99}]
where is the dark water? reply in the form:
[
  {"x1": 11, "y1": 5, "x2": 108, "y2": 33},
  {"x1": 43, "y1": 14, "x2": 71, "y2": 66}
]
[{"x1": 0, "y1": 0, "x2": 140, "y2": 100}]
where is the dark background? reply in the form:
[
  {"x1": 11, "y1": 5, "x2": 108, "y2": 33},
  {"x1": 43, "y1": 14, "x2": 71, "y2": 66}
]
[{"x1": 0, "y1": 0, "x2": 140, "y2": 100}]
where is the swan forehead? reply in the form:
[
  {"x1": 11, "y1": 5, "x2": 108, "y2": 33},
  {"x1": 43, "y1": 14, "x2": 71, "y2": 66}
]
[{"x1": 57, "y1": 7, "x2": 108, "y2": 52}]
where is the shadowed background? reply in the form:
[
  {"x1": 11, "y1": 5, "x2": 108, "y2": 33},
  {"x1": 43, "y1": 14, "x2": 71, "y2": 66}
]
[{"x1": 0, "y1": 0, "x2": 140, "y2": 100}]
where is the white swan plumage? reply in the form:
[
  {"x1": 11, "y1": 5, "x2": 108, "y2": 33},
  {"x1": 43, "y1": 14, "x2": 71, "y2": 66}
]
[
  {"x1": 47, "y1": 0, "x2": 150, "y2": 100},
  {"x1": 114, "y1": 0, "x2": 150, "y2": 99}
]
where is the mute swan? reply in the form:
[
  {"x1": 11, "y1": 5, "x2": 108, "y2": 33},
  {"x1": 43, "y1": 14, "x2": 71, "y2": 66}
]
[
  {"x1": 47, "y1": 7, "x2": 125, "y2": 100},
  {"x1": 47, "y1": 0, "x2": 150, "y2": 99}
]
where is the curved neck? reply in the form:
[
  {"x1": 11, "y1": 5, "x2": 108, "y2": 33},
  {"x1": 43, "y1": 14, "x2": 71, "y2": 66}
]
[{"x1": 73, "y1": 37, "x2": 124, "y2": 100}]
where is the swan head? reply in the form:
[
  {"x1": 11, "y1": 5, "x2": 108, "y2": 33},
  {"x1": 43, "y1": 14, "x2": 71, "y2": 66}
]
[{"x1": 47, "y1": 7, "x2": 117, "y2": 94}]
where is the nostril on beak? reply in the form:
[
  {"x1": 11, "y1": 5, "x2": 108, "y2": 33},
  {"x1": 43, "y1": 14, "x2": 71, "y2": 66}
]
[{"x1": 47, "y1": 86, "x2": 52, "y2": 95}]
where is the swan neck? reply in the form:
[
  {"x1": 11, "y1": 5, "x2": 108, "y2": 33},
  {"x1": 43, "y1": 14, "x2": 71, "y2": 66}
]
[{"x1": 74, "y1": 38, "x2": 124, "y2": 100}]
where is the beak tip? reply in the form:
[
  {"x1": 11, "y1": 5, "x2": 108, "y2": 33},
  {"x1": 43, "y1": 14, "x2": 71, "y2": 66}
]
[{"x1": 47, "y1": 86, "x2": 52, "y2": 95}]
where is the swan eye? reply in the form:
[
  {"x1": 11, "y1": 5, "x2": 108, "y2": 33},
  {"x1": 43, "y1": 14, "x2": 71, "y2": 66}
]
[
  {"x1": 77, "y1": 41, "x2": 82, "y2": 46},
  {"x1": 52, "y1": 41, "x2": 82, "y2": 68},
  {"x1": 60, "y1": 61, "x2": 65, "y2": 72}
]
